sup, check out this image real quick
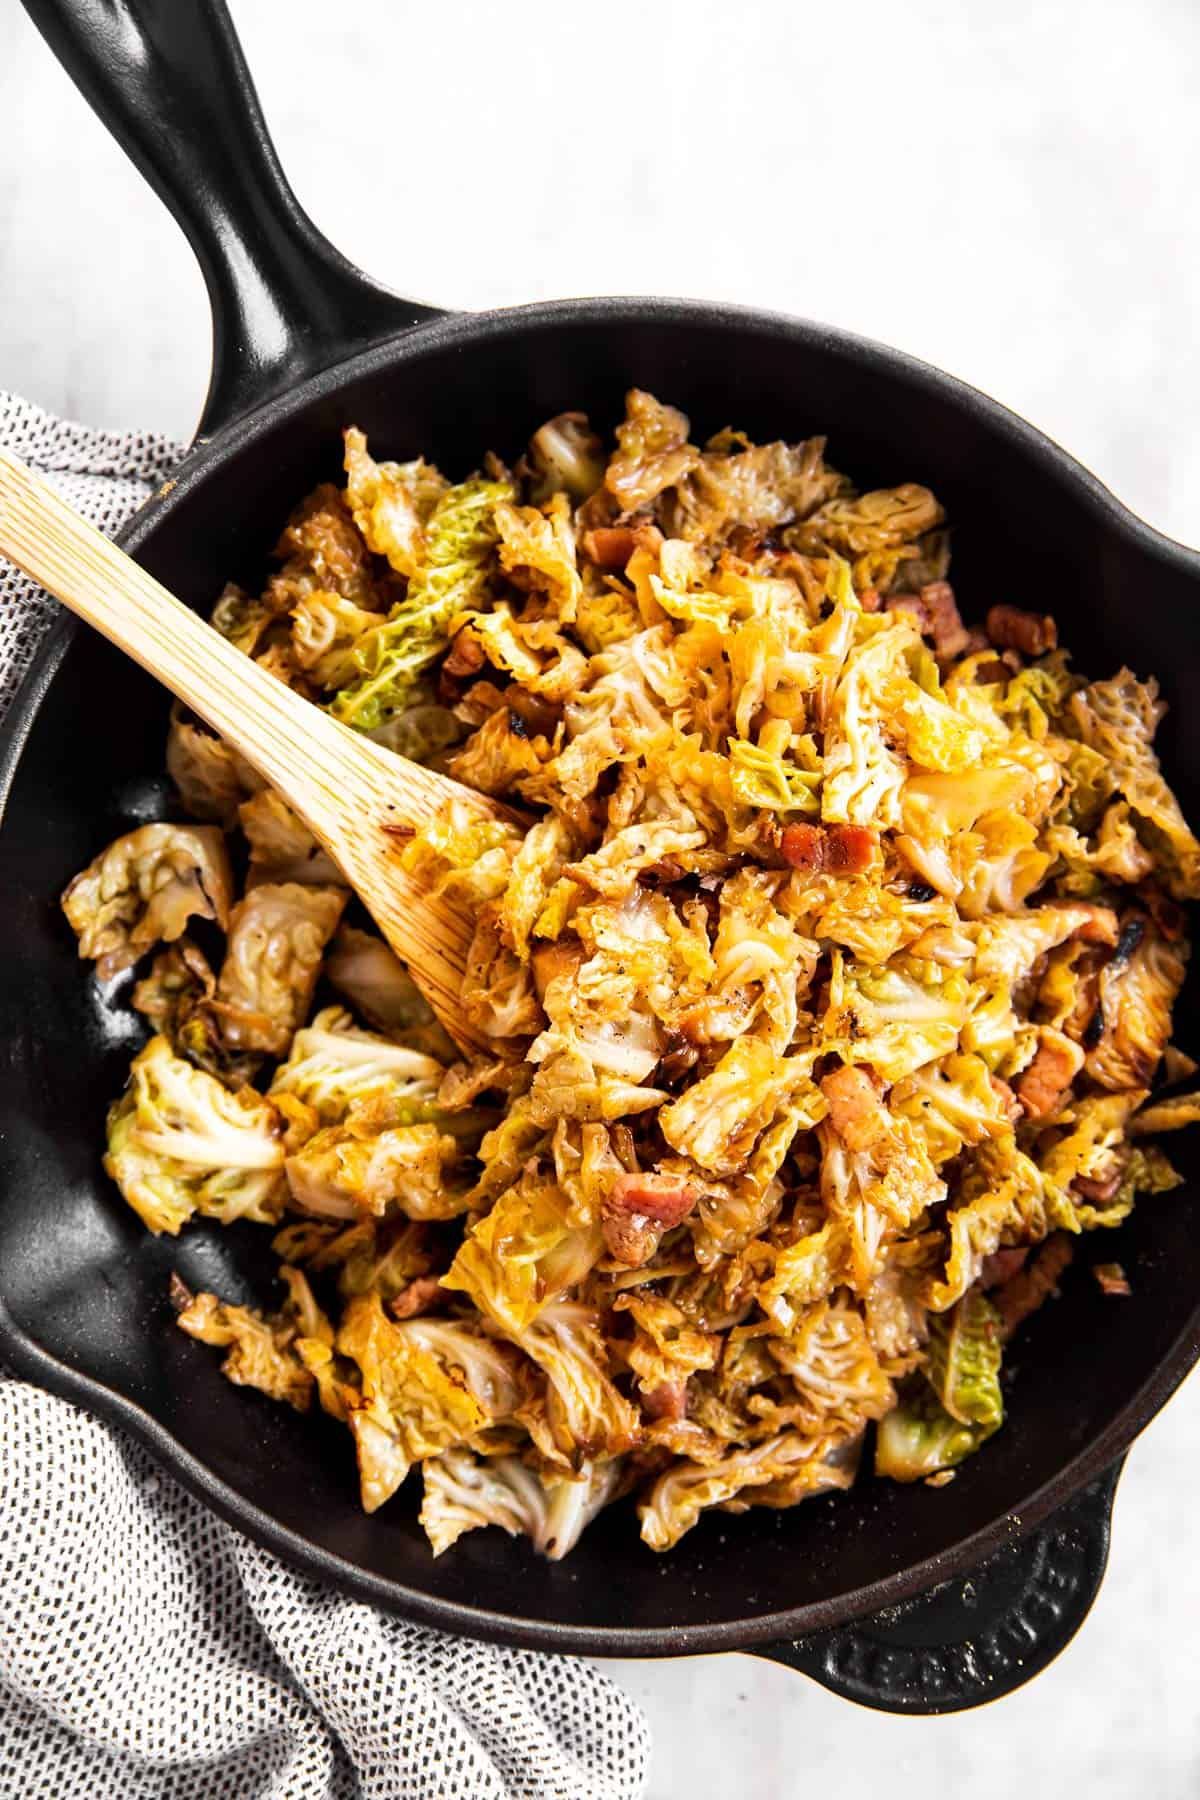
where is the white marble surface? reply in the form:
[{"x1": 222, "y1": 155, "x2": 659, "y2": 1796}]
[{"x1": 3, "y1": 1, "x2": 1199, "y2": 1793}]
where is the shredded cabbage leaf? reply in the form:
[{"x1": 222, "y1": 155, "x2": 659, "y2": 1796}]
[
  {"x1": 105, "y1": 1036, "x2": 287, "y2": 1235},
  {"x1": 877, "y1": 1289, "x2": 1003, "y2": 1480},
  {"x1": 330, "y1": 474, "x2": 514, "y2": 731}
]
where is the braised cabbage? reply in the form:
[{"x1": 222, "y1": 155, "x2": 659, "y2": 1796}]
[{"x1": 69, "y1": 389, "x2": 1197, "y2": 1559}]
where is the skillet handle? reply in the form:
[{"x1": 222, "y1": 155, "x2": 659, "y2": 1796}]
[
  {"x1": 749, "y1": 1460, "x2": 1123, "y2": 1714},
  {"x1": 20, "y1": 0, "x2": 443, "y2": 440}
]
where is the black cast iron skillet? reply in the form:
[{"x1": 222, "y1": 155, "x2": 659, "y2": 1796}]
[{"x1": 3, "y1": 0, "x2": 1198, "y2": 1717}]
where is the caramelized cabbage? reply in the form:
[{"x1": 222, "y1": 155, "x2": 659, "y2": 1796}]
[
  {"x1": 104, "y1": 1036, "x2": 286, "y2": 1235},
  {"x1": 214, "y1": 882, "x2": 346, "y2": 1057},
  {"x1": 639, "y1": 1431, "x2": 856, "y2": 1548},
  {"x1": 175, "y1": 1267, "x2": 333, "y2": 1412},
  {"x1": 420, "y1": 1447, "x2": 623, "y2": 1559},
  {"x1": 330, "y1": 476, "x2": 514, "y2": 730},
  {"x1": 270, "y1": 1007, "x2": 443, "y2": 1124},
  {"x1": 63, "y1": 824, "x2": 233, "y2": 981},
  {"x1": 337, "y1": 1294, "x2": 526, "y2": 1511},
  {"x1": 85, "y1": 391, "x2": 1200, "y2": 1560}
]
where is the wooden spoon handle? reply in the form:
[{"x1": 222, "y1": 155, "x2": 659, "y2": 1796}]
[
  {"x1": 0, "y1": 447, "x2": 477, "y2": 835},
  {"x1": 0, "y1": 447, "x2": 502, "y2": 1054}
]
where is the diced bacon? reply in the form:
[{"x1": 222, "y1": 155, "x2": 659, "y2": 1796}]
[
  {"x1": 602, "y1": 1210, "x2": 659, "y2": 1267},
  {"x1": 823, "y1": 825, "x2": 878, "y2": 874},
  {"x1": 780, "y1": 824, "x2": 820, "y2": 868},
  {"x1": 642, "y1": 1381, "x2": 688, "y2": 1422},
  {"x1": 443, "y1": 628, "x2": 486, "y2": 679},
  {"x1": 820, "y1": 1064, "x2": 887, "y2": 1155},
  {"x1": 1016, "y1": 1029, "x2": 1084, "y2": 1119},
  {"x1": 780, "y1": 822, "x2": 878, "y2": 875},
  {"x1": 859, "y1": 587, "x2": 883, "y2": 613},
  {"x1": 980, "y1": 1247, "x2": 1029, "y2": 1290},
  {"x1": 919, "y1": 581, "x2": 971, "y2": 658},
  {"x1": 886, "y1": 581, "x2": 969, "y2": 658},
  {"x1": 994, "y1": 1234, "x2": 1075, "y2": 1338},
  {"x1": 583, "y1": 525, "x2": 639, "y2": 569},
  {"x1": 1093, "y1": 1262, "x2": 1131, "y2": 1298},
  {"x1": 884, "y1": 592, "x2": 931, "y2": 632},
  {"x1": 602, "y1": 1173, "x2": 698, "y2": 1269},
  {"x1": 389, "y1": 1275, "x2": 444, "y2": 1320},
  {"x1": 985, "y1": 604, "x2": 1058, "y2": 657},
  {"x1": 610, "y1": 1173, "x2": 698, "y2": 1227},
  {"x1": 1073, "y1": 1166, "x2": 1125, "y2": 1205}
]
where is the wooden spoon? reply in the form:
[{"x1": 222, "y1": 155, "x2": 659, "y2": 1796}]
[{"x1": 0, "y1": 446, "x2": 509, "y2": 1054}]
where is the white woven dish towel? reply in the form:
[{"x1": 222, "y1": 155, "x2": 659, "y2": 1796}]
[{"x1": 0, "y1": 392, "x2": 652, "y2": 1800}]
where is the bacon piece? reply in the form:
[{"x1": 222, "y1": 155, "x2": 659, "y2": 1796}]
[
  {"x1": 602, "y1": 1173, "x2": 698, "y2": 1268},
  {"x1": 582, "y1": 525, "x2": 639, "y2": 569},
  {"x1": 886, "y1": 581, "x2": 969, "y2": 658},
  {"x1": 919, "y1": 581, "x2": 970, "y2": 658},
  {"x1": 642, "y1": 1381, "x2": 688, "y2": 1423},
  {"x1": 859, "y1": 586, "x2": 883, "y2": 613},
  {"x1": 820, "y1": 1064, "x2": 887, "y2": 1155},
  {"x1": 884, "y1": 591, "x2": 930, "y2": 631},
  {"x1": 1015, "y1": 1028, "x2": 1084, "y2": 1119},
  {"x1": 610, "y1": 1173, "x2": 698, "y2": 1227},
  {"x1": 389, "y1": 1275, "x2": 445, "y2": 1320},
  {"x1": 980, "y1": 1247, "x2": 1028, "y2": 1290},
  {"x1": 986, "y1": 604, "x2": 1058, "y2": 657},
  {"x1": 994, "y1": 1234, "x2": 1074, "y2": 1338},
  {"x1": 780, "y1": 822, "x2": 878, "y2": 875},
  {"x1": 1073, "y1": 1164, "x2": 1126, "y2": 1206},
  {"x1": 602, "y1": 1210, "x2": 659, "y2": 1267},
  {"x1": 443, "y1": 628, "x2": 486, "y2": 679},
  {"x1": 823, "y1": 825, "x2": 878, "y2": 874},
  {"x1": 1093, "y1": 1262, "x2": 1131, "y2": 1298}
]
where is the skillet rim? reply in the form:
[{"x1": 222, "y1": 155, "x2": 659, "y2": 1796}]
[{"x1": 3, "y1": 291, "x2": 1200, "y2": 1655}]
